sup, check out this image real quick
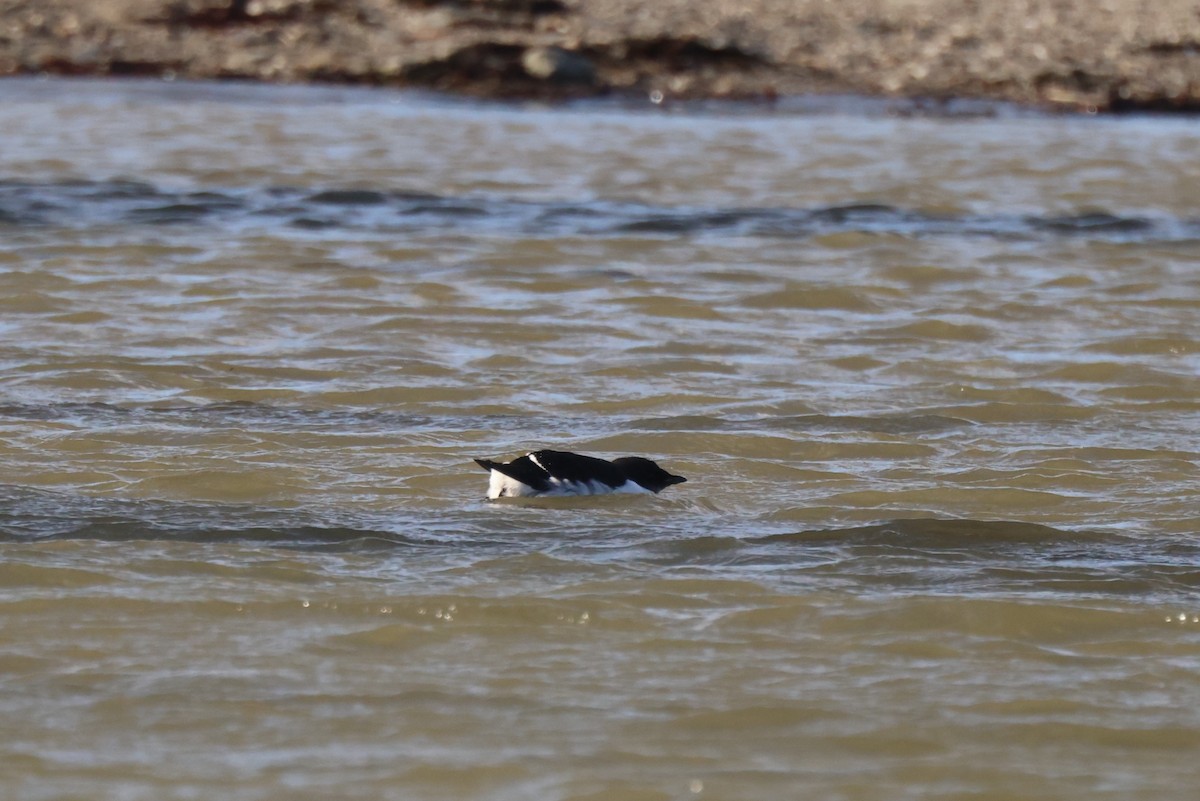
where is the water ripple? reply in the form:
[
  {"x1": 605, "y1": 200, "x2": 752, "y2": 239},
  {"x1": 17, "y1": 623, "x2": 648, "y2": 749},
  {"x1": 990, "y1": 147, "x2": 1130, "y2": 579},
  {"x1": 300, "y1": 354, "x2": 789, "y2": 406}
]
[{"x1": 2, "y1": 179, "x2": 1196, "y2": 244}]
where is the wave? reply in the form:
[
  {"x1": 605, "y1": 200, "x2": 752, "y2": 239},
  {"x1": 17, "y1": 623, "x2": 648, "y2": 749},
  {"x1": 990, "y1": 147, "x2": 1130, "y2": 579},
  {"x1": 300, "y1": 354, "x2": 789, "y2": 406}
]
[
  {"x1": 2, "y1": 179, "x2": 1195, "y2": 243},
  {"x1": 755, "y1": 517, "x2": 1116, "y2": 547},
  {"x1": 0, "y1": 484, "x2": 428, "y2": 548},
  {"x1": 629, "y1": 413, "x2": 973, "y2": 435},
  {"x1": 0, "y1": 402, "x2": 982, "y2": 443},
  {"x1": 4, "y1": 482, "x2": 1196, "y2": 600},
  {"x1": 0, "y1": 400, "x2": 603, "y2": 436},
  {"x1": 0, "y1": 480, "x2": 1179, "y2": 555}
]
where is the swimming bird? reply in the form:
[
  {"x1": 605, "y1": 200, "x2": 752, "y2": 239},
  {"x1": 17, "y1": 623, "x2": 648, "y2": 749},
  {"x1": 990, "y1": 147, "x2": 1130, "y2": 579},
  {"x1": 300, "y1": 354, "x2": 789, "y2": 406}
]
[{"x1": 474, "y1": 450, "x2": 687, "y2": 499}]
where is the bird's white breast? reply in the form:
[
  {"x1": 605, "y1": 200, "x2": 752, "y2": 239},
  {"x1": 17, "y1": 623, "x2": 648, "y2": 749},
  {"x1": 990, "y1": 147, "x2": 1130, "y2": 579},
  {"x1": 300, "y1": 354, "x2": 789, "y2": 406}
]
[
  {"x1": 487, "y1": 471, "x2": 536, "y2": 499},
  {"x1": 486, "y1": 471, "x2": 652, "y2": 499}
]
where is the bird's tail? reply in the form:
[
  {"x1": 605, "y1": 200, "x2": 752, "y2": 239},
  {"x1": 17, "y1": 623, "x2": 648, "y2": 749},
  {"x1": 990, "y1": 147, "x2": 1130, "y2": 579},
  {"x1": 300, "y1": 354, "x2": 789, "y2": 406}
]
[{"x1": 474, "y1": 458, "x2": 500, "y2": 472}]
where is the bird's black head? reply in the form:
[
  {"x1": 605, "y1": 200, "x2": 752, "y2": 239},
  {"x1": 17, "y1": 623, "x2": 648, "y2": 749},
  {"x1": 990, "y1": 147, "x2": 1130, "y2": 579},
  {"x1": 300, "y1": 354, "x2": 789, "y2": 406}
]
[{"x1": 611, "y1": 457, "x2": 687, "y2": 494}]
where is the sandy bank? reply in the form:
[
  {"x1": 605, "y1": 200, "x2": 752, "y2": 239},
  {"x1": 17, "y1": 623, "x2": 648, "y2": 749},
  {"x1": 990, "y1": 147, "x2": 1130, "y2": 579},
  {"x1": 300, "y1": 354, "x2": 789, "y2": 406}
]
[{"x1": 1, "y1": 0, "x2": 1197, "y2": 111}]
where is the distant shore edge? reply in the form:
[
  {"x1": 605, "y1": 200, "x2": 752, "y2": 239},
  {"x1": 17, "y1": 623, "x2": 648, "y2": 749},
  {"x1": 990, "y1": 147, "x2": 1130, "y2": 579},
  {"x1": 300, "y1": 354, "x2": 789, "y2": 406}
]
[{"x1": 2, "y1": 0, "x2": 1197, "y2": 113}]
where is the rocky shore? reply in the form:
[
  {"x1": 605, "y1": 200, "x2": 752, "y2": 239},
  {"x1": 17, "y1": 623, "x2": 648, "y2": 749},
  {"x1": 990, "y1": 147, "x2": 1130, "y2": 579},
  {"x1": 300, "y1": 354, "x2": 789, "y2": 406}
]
[{"x1": 1, "y1": 0, "x2": 1198, "y2": 111}]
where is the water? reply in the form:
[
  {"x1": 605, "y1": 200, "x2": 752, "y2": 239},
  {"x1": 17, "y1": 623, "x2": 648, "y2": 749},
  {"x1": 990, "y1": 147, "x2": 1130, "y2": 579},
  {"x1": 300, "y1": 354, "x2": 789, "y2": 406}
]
[{"x1": 1, "y1": 77, "x2": 1199, "y2": 800}]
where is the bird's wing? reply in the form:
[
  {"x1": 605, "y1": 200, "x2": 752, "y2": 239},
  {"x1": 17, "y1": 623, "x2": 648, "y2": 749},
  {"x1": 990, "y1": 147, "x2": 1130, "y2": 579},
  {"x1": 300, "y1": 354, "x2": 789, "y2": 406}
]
[
  {"x1": 474, "y1": 456, "x2": 550, "y2": 492},
  {"x1": 528, "y1": 450, "x2": 625, "y2": 488}
]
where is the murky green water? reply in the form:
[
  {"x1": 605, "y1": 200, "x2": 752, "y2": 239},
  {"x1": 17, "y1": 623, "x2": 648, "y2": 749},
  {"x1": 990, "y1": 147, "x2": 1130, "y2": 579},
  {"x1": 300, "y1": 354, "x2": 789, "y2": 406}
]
[{"x1": 1, "y1": 78, "x2": 1198, "y2": 800}]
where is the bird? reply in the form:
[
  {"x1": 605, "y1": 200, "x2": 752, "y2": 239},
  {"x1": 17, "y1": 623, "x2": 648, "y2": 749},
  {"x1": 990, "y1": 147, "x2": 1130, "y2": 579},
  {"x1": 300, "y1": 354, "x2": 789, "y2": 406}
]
[{"x1": 473, "y1": 449, "x2": 687, "y2": 499}]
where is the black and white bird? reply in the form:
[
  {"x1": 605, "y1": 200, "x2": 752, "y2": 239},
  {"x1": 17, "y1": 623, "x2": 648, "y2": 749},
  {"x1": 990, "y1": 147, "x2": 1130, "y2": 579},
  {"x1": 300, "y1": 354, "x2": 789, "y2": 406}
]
[{"x1": 474, "y1": 450, "x2": 687, "y2": 499}]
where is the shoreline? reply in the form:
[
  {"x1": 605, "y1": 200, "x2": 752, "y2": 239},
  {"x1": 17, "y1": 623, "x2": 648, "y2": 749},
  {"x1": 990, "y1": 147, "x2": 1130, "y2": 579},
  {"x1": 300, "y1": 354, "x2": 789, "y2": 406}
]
[{"x1": 1, "y1": 0, "x2": 1197, "y2": 113}]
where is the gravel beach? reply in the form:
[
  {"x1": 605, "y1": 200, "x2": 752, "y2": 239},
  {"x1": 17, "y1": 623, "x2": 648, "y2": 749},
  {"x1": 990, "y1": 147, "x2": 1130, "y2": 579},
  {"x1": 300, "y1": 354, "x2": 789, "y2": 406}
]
[{"x1": 1, "y1": 0, "x2": 1198, "y2": 111}]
